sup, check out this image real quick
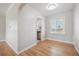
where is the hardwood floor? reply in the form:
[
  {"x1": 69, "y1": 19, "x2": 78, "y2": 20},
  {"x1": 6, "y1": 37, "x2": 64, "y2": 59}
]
[
  {"x1": 0, "y1": 40, "x2": 78, "y2": 56},
  {"x1": 0, "y1": 41, "x2": 17, "y2": 56},
  {"x1": 19, "y1": 40, "x2": 79, "y2": 56}
]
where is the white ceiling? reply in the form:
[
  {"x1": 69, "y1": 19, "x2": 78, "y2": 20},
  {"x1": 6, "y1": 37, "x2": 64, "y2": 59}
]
[
  {"x1": 0, "y1": 3, "x2": 11, "y2": 14},
  {"x1": 27, "y1": 3, "x2": 76, "y2": 16},
  {"x1": 0, "y1": 3, "x2": 76, "y2": 16}
]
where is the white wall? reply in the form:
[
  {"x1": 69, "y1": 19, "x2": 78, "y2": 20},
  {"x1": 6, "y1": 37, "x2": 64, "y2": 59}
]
[
  {"x1": 73, "y1": 4, "x2": 79, "y2": 52},
  {"x1": 18, "y1": 4, "x2": 44, "y2": 51},
  {"x1": 6, "y1": 3, "x2": 45, "y2": 52},
  {"x1": 45, "y1": 10, "x2": 73, "y2": 43},
  {"x1": 6, "y1": 4, "x2": 20, "y2": 52},
  {"x1": 0, "y1": 14, "x2": 5, "y2": 41}
]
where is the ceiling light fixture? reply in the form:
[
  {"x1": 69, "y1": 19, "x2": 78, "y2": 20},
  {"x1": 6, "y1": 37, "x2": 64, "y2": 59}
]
[{"x1": 47, "y1": 3, "x2": 58, "y2": 10}]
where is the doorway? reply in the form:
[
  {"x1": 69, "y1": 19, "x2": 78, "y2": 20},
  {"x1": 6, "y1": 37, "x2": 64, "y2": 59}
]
[
  {"x1": 37, "y1": 17, "x2": 41, "y2": 42},
  {"x1": 36, "y1": 16, "x2": 45, "y2": 42}
]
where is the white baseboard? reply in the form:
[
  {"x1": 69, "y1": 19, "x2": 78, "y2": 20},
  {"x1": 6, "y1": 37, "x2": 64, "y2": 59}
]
[
  {"x1": 47, "y1": 38, "x2": 79, "y2": 54},
  {"x1": 18, "y1": 42, "x2": 37, "y2": 54},
  {"x1": 47, "y1": 38, "x2": 73, "y2": 44},
  {"x1": 0, "y1": 40, "x2": 37, "y2": 55},
  {"x1": 6, "y1": 40, "x2": 18, "y2": 54},
  {"x1": 73, "y1": 43, "x2": 79, "y2": 54},
  {"x1": 74, "y1": 46, "x2": 79, "y2": 54}
]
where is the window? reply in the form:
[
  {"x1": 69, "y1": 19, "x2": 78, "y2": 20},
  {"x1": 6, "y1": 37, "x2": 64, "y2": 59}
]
[{"x1": 50, "y1": 16, "x2": 65, "y2": 34}]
